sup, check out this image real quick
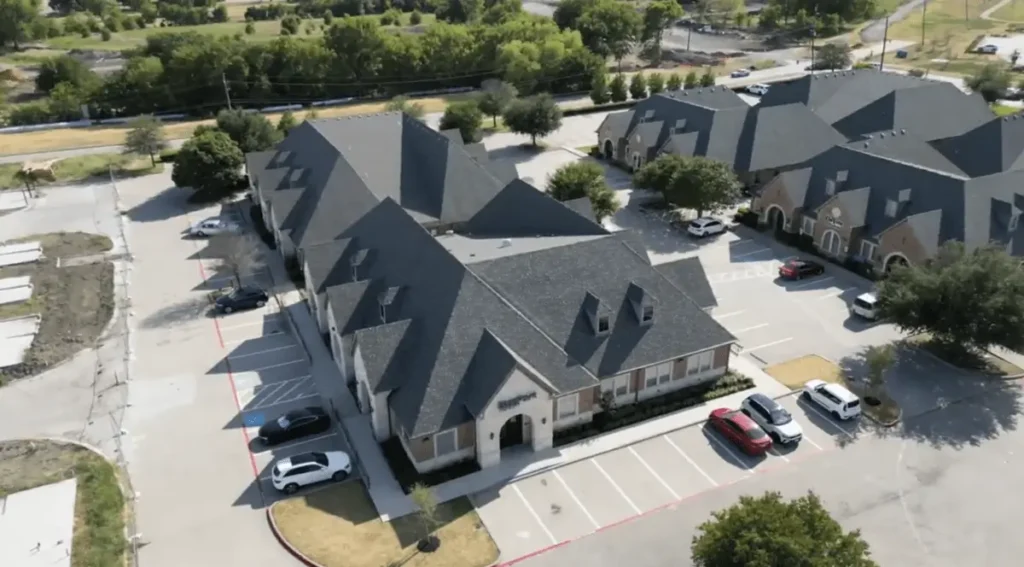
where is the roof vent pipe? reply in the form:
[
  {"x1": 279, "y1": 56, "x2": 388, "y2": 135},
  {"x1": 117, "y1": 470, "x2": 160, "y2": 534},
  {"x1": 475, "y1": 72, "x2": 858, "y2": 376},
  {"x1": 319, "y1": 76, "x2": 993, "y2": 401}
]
[{"x1": 499, "y1": 238, "x2": 512, "y2": 248}]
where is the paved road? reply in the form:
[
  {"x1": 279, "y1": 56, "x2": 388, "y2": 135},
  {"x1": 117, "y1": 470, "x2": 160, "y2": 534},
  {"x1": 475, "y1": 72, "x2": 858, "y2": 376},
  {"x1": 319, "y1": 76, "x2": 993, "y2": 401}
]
[{"x1": 862, "y1": 0, "x2": 926, "y2": 42}]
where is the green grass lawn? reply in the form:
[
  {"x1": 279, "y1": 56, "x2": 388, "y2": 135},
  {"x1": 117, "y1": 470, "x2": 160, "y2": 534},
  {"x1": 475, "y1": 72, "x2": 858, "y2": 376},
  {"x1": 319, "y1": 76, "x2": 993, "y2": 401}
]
[
  {"x1": 0, "y1": 153, "x2": 161, "y2": 191},
  {"x1": 994, "y1": 103, "x2": 1020, "y2": 116},
  {"x1": 992, "y1": 0, "x2": 1024, "y2": 21},
  {"x1": 45, "y1": 13, "x2": 436, "y2": 51}
]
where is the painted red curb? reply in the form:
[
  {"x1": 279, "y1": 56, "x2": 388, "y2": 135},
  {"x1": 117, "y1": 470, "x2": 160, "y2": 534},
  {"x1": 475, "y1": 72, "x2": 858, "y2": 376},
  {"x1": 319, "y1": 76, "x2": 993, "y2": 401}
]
[{"x1": 266, "y1": 507, "x2": 324, "y2": 567}]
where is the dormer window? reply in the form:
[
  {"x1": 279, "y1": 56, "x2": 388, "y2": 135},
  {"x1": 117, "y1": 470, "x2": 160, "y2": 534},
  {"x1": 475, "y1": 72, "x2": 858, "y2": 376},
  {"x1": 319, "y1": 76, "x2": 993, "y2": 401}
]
[
  {"x1": 597, "y1": 316, "x2": 610, "y2": 334},
  {"x1": 642, "y1": 305, "x2": 654, "y2": 322},
  {"x1": 379, "y1": 302, "x2": 386, "y2": 323},
  {"x1": 825, "y1": 179, "x2": 836, "y2": 196},
  {"x1": 583, "y1": 291, "x2": 612, "y2": 336},
  {"x1": 626, "y1": 282, "x2": 654, "y2": 326},
  {"x1": 1011, "y1": 210, "x2": 1020, "y2": 232}
]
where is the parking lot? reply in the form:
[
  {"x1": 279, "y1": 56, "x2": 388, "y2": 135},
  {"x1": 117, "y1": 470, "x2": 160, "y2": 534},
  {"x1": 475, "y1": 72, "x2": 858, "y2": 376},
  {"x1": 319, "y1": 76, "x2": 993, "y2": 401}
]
[
  {"x1": 191, "y1": 204, "x2": 354, "y2": 503},
  {"x1": 475, "y1": 392, "x2": 862, "y2": 561}
]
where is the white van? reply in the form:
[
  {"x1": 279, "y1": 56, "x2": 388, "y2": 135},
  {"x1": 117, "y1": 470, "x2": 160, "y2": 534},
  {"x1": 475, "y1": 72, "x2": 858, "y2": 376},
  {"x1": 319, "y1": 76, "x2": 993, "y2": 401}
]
[{"x1": 851, "y1": 292, "x2": 879, "y2": 320}]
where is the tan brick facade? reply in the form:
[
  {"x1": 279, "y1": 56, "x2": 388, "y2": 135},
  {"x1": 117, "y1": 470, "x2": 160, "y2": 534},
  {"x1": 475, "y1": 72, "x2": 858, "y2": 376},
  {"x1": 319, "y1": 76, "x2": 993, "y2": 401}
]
[
  {"x1": 457, "y1": 421, "x2": 476, "y2": 450},
  {"x1": 408, "y1": 434, "x2": 434, "y2": 463},
  {"x1": 713, "y1": 344, "x2": 730, "y2": 368},
  {"x1": 753, "y1": 175, "x2": 798, "y2": 231},
  {"x1": 876, "y1": 218, "x2": 931, "y2": 268}
]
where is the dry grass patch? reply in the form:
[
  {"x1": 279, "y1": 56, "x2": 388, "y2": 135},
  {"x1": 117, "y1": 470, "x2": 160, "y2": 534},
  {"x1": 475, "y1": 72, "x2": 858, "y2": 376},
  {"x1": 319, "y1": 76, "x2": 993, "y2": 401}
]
[
  {"x1": 884, "y1": 0, "x2": 1003, "y2": 74},
  {"x1": 0, "y1": 232, "x2": 114, "y2": 382},
  {"x1": 764, "y1": 354, "x2": 845, "y2": 390},
  {"x1": 0, "y1": 439, "x2": 126, "y2": 567},
  {"x1": 271, "y1": 482, "x2": 498, "y2": 567},
  {"x1": 0, "y1": 95, "x2": 466, "y2": 155},
  {"x1": 991, "y1": 0, "x2": 1024, "y2": 22},
  {"x1": 0, "y1": 153, "x2": 162, "y2": 191}
]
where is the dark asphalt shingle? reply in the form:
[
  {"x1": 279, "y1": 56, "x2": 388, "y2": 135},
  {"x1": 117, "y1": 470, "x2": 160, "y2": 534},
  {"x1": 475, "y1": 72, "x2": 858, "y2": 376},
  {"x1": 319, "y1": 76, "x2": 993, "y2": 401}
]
[{"x1": 653, "y1": 257, "x2": 718, "y2": 309}]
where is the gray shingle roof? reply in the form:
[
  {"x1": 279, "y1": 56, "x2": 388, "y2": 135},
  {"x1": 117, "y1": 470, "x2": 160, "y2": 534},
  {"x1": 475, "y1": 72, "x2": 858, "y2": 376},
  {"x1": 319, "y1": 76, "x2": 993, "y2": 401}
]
[
  {"x1": 845, "y1": 131, "x2": 967, "y2": 177},
  {"x1": 653, "y1": 257, "x2": 718, "y2": 309},
  {"x1": 304, "y1": 239, "x2": 354, "y2": 294},
  {"x1": 463, "y1": 179, "x2": 608, "y2": 237},
  {"x1": 758, "y1": 70, "x2": 931, "y2": 124},
  {"x1": 736, "y1": 103, "x2": 847, "y2": 172},
  {"x1": 832, "y1": 83, "x2": 993, "y2": 142},
  {"x1": 563, "y1": 197, "x2": 598, "y2": 223},
  {"x1": 471, "y1": 233, "x2": 735, "y2": 379},
  {"x1": 932, "y1": 113, "x2": 1024, "y2": 177},
  {"x1": 598, "y1": 110, "x2": 635, "y2": 141}
]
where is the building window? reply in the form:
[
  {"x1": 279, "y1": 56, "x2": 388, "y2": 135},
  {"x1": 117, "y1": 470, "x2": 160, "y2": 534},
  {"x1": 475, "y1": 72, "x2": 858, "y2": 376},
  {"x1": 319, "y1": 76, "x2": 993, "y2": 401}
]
[
  {"x1": 657, "y1": 362, "x2": 671, "y2": 384},
  {"x1": 801, "y1": 216, "x2": 816, "y2": 235},
  {"x1": 687, "y1": 350, "x2": 714, "y2": 375},
  {"x1": 642, "y1": 304, "x2": 654, "y2": 322},
  {"x1": 602, "y1": 374, "x2": 630, "y2": 396},
  {"x1": 860, "y1": 240, "x2": 877, "y2": 260},
  {"x1": 644, "y1": 366, "x2": 658, "y2": 388},
  {"x1": 597, "y1": 315, "x2": 610, "y2": 334},
  {"x1": 434, "y1": 428, "x2": 457, "y2": 458},
  {"x1": 825, "y1": 179, "x2": 836, "y2": 196},
  {"x1": 557, "y1": 394, "x2": 579, "y2": 420},
  {"x1": 884, "y1": 199, "x2": 898, "y2": 218}
]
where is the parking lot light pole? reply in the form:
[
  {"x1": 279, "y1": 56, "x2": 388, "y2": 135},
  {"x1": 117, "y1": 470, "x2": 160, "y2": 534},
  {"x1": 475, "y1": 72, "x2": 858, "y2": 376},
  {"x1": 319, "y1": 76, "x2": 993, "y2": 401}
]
[{"x1": 810, "y1": 26, "x2": 816, "y2": 71}]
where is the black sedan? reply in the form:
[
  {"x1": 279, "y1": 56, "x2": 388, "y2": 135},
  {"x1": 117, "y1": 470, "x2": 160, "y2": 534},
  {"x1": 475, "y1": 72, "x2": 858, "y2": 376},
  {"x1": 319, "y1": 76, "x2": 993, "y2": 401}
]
[
  {"x1": 215, "y1": 286, "x2": 269, "y2": 313},
  {"x1": 257, "y1": 407, "x2": 332, "y2": 446},
  {"x1": 778, "y1": 259, "x2": 826, "y2": 280}
]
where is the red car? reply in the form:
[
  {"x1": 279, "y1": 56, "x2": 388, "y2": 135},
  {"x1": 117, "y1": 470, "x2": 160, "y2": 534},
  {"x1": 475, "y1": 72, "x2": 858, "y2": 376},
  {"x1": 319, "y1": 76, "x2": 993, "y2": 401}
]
[
  {"x1": 708, "y1": 408, "x2": 773, "y2": 456},
  {"x1": 778, "y1": 259, "x2": 825, "y2": 280}
]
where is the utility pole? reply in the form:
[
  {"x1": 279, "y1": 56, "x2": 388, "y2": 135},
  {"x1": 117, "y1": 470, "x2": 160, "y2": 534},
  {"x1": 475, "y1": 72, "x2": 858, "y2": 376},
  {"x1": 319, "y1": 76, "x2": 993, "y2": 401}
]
[
  {"x1": 687, "y1": 26, "x2": 692, "y2": 51},
  {"x1": 810, "y1": 25, "x2": 816, "y2": 72},
  {"x1": 921, "y1": 0, "x2": 927, "y2": 46},
  {"x1": 221, "y1": 72, "x2": 233, "y2": 111},
  {"x1": 880, "y1": 13, "x2": 890, "y2": 72}
]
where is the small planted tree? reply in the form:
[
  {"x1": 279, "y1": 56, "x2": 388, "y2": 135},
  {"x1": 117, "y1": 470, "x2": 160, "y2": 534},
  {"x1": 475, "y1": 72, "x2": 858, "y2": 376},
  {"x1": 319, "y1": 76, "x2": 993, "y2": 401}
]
[
  {"x1": 590, "y1": 70, "x2": 611, "y2": 105},
  {"x1": 385, "y1": 95, "x2": 426, "y2": 120},
  {"x1": 546, "y1": 161, "x2": 620, "y2": 221},
  {"x1": 863, "y1": 343, "x2": 896, "y2": 391},
  {"x1": 476, "y1": 79, "x2": 517, "y2": 127},
  {"x1": 819, "y1": 42, "x2": 852, "y2": 70},
  {"x1": 172, "y1": 130, "x2": 245, "y2": 198},
  {"x1": 634, "y1": 154, "x2": 740, "y2": 218},
  {"x1": 124, "y1": 115, "x2": 168, "y2": 167},
  {"x1": 667, "y1": 72, "x2": 683, "y2": 91},
  {"x1": 647, "y1": 72, "x2": 665, "y2": 95},
  {"x1": 609, "y1": 74, "x2": 628, "y2": 102},
  {"x1": 276, "y1": 110, "x2": 297, "y2": 133},
  {"x1": 629, "y1": 73, "x2": 648, "y2": 99},
  {"x1": 502, "y1": 94, "x2": 562, "y2": 146},
  {"x1": 215, "y1": 108, "x2": 282, "y2": 153},
  {"x1": 439, "y1": 100, "x2": 484, "y2": 143},
  {"x1": 699, "y1": 68, "x2": 716, "y2": 86},
  {"x1": 410, "y1": 483, "x2": 442, "y2": 552},
  {"x1": 684, "y1": 70, "x2": 698, "y2": 88},
  {"x1": 210, "y1": 233, "x2": 263, "y2": 288}
]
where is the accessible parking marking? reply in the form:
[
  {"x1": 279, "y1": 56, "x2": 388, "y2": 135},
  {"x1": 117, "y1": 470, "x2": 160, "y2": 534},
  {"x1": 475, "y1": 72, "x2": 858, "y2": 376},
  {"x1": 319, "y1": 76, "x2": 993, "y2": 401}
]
[{"x1": 228, "y1": 344, "x2": 299, "y2": 360}]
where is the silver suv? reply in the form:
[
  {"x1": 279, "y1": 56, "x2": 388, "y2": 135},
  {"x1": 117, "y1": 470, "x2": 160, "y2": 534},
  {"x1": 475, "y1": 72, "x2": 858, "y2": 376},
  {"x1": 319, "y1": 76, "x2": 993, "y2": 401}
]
[{"x1": 740, "y1": 393, "x2": 803, "y2": 445}]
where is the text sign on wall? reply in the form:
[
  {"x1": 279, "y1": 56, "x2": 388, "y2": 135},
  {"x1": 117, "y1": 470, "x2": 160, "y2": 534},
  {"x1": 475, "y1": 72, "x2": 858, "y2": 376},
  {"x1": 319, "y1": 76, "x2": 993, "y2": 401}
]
[{"x1": 497, "y1": 391, "x2": 537, "y2": 412}]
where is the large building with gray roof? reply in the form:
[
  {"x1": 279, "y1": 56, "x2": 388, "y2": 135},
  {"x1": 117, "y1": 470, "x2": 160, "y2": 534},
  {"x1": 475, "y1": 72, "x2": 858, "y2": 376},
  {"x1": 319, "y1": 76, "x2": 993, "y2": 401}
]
[
  {"x1": 597, "y1": 69, "x2": 1023, "y2": 271},
  {"x1": 247, "y1": 112, "x2": 736, "y2": 473}
]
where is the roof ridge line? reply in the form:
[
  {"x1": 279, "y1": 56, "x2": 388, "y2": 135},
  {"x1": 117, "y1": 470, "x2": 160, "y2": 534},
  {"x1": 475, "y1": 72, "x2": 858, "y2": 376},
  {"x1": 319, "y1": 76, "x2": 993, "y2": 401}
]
[{"x1": 844, "y1": 145, "x2": 968, "y2": 180}]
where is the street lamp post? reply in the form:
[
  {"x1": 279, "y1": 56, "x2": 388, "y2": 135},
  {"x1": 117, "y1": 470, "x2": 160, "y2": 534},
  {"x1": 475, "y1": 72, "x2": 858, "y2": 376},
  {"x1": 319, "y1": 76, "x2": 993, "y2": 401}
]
[{"x1": 810, "y1": 25, "x2": 816, "y2": 71}]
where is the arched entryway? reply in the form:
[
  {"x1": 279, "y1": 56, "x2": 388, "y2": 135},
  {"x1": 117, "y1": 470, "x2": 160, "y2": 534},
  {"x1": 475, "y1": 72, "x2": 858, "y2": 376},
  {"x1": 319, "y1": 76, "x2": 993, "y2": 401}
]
[
  {"x1": 499, "y1": 414, "x2": 533, "y2": 450},
  {"x1": 603, "y1": 139, "x2": 614, "y2": 160},
  {"x1": 883, "y1": 252, "x2": 909, "y2": 273},
  {"x1": 765, "y1": 205, "x2": 786, "y2": 234},
  {"x1": 821, "y1": 229, "x2": 842, "y2": 256}
]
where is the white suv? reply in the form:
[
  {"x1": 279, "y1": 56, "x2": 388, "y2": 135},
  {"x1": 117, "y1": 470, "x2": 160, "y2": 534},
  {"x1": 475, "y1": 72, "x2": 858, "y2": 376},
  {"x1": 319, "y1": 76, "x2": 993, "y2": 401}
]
[
  {"x1": 687, "y1": 217, "x2": 726, "y2": 238},
  {"x1": 740, "y1": 393, "x2": 803, "y2": 445},
  {"x1": 802, "y1": 380, "x2": 861, "y2": 420},
  {"x1": 747, "y1": 83, "x2": 769, "y2": 96},
  {"x1": 271, "y1": 451, "x2": 352, "y2": 494}
]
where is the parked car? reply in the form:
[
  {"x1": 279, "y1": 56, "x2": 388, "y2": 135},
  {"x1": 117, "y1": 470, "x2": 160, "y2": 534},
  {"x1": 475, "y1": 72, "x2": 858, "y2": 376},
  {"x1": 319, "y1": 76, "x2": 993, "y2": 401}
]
[
  {"x1": 978, "y1": 44, "x2": 999, "y2": 54},
  {"x1": 257, "y1": 407, "x2": 331, "y2": 446},
  {"x1": 687, "y1": 217, "x2": 726, "y2": 238},
  {"x1": 850, "y1": 292, "x2": 879, "y2": 320},
  {"x1": 778, "y1": 259, "x2": 825, "y2": 280},
  {"x1": 746, "y1": 83, "x2": 770, "y2": 95},
  {"x1": 730, "y1": 69, "x2": 751, "y2": 78},
  {"x1": 214, "y1": 286, "x2": 269, "y2": 313},
  {"x1": 802, "y1": 379, "x2": 862, "y2": 420},
  {"x1": 740, "y1": 393, "x2": 803, "y2": 445},
  {"x1": 189, "y1": 217, "x2": 240, "y2": 237},
  {"x1": 708, "y1": 408, "x2": 772, "y2": 456},
  {"x1": 271, "y1": 451, "x2": 352, "y2": 494}
]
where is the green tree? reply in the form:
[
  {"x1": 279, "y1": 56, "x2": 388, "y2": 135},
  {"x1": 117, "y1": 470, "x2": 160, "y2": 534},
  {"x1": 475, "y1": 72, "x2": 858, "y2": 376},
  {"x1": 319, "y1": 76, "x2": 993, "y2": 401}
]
[
  {"x1": 547, "y1": 161, "x2": 620, "y2": 221},
  {"x1": 0, "y1": 0, "x2": 41, "y2": 50},
  {"x1": 410, "y1": 9, "x2": 422, "y2": 24},
  {"x1": 590, "y1": 69, "x2": 611, "y2": 104},
  {"x1": 577, "y1": 0, "x2": 641, "y2": 66},
  {"x1": 476, "y1": 79, "x2": 517, "y2": 127},
  {"x1": 699, "y1": 68, "x2": 716, "y2": 86},
  {"x1": 634, "y1": 154, "x2": 740, "y2": 217},
  {"x1": 502, "y1": 93, "x2": 562, "y2": 146},
  {"x1": 692, "y1": 492, "x2": 877, "y2": 567},
  {"x1": 35, "y1": 55, "x2": 98, "y2": 94},
  {"x1": 647, "y1": 72, "x2": 665, "y2": 95},
  {"x1": 172, "y1": 130, "x2": 245, "y2": 196},
  {"x1": 215, "y1": 109, "x2": 281, "y2": 154},
  {"x1": 863, "y1": 343, "x2": 896, "y2": 391},
  {"x1": 877, "y1": 241, "x2": 1024, "y2": 358},
  {"x1": 385, "y1": 95, "x2": 426, "y2": 119},
  {"x1": 629, "y1": 73, "x2": 648, "y2": 99},
  {"x1": 967, "y1": 63, "x2": 1011, "y2": 103},
  {"x1": 281, "y1": 14, "x2": 301, "y2": 34},
  {"x1": 439, "y1": 99, "x2": 484, "y2": 143},
  {"x1": 684, "y1": 70, "x2": 698, "y2": 88},
  {"x1": 410, "y1": 483, "x2": 442, "y2": 551},
  {"x1": 437, "y1": 0, "x2": 484, "y2": 23},
  {"x1": 667, "y1": 72, "x2": 683, "y2": 90},
  {"x1": 244, "y1": 21, "x2": 255, "y2": 34},
  {"x1": 818, "y1": 42, "x2": 851, "y2": 70},
  {"x1": 609, "y1": 73, "x2": 628, "y2": 102},
  {"x1": 482, "y1": 0, "x2": 523, "y2": 25},
  {"x1": 322, "y1": 9, "x2": 333, "y2": 25},
  {"x1": 553, "y1": 0, "x2": 596, "y2": 30},
  {"x1": 641, "y1": 0, "x2": 684, "y2": 64},
  {"x1": 47, "y1": 82, "x2": 84, "y2": 120},
  {"x1": 277, "y1": 110, "x2": 297, "y2": 133},
  {"x1": 124, "y1": 115, "x2": 168, "y2": 166}
]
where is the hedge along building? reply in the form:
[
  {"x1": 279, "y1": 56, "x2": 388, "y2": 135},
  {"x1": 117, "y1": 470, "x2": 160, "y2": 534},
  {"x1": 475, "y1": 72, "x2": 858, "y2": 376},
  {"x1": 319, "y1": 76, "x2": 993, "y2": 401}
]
[{"x1": 246, "y1": 112, "x2": 736, "y2": 473}]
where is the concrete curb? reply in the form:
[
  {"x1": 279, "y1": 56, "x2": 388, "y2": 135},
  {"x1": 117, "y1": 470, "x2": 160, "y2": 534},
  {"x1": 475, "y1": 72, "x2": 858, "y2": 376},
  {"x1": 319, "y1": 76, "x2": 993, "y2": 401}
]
[{"x1": 265, "y1": 504, "x2": 325, "y2": 567}]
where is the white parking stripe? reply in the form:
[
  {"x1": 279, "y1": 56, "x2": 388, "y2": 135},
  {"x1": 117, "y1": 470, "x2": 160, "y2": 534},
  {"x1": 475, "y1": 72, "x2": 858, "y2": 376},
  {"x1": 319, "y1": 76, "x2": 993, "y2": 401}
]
[
  {"x1": 237, "y1": 375, "x2": 311, "y2": 395},
  {"x1": 591, "y1": 459, "x2": 641, "y2": 515},
  {"x1": 730, "y1": 247, "x2": 771, "y2": 259},
  {"x1": 789, "y1": 276, "x2": 834, "y2": 290},
  {"x1": 223, "y1": 330, "x2": 286, "y2": 345},
  {"x1": 228, "y1": 344, "x2": 299, "y2": 360},
  {"x1": 733, "y1": 323, "x2": 769, "y2": 334},
  {"x1": 741, "y1": 338, "x2": 793, "y2": 353},
  {"x1": 713, "y1": 310, "x2": 745, "y2": 320},
  {"x1": 251, "y1": 432, "x2": 337, "y2": 454},
  {"x1": 704, "y1": 430, "x2": 753, "y2": 472},
  {"x1": 817, "y1": 287, "x2": 857, "y2": 300},
  {"x1": 768, "y1": 447, "x2": 790, "y2": 462},
  {"x1": 250, "y1": 394, "x2": 320, "y2": 410},
  {"x1": 552, "y1": 471, "x2": 600, "y2": 530},
  {"x1": 218, "y1": 316, "x2": 282, "y2": 332},
  {"x1": 243, "y1": 359, "x2": 306, "y2": 373},
  {"x1": 664, "y1": 436, "x2": 718, "y2": 487},
  {"x1": 264, "y1": 381, "x2": 307, "y2": 405},
  {"x1": 802, "y1": 434, "x2": 824, "y2": 451},
  {"x1": 512, "y1": 485, "x2": 558, "y2": 545},
  {"x1": 628, "y1": 447, "x2": 679, "y2": 500}
]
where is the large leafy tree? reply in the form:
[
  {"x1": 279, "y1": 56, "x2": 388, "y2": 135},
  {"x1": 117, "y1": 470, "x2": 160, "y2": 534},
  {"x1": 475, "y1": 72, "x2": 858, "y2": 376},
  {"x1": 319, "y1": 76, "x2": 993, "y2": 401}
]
[
  {"x1": 877, "y1": 241, "x2": 1024, "y2": 357},
  {"x1": 634, "y1": 154, "x2": 740, "y2": 217},
  {"x1": 817, "y1": 42, "x2": 851, "y2": 70},
  {"x1": 502, "y1": 94, "x2": 562, "y2": 146},
  {"x1": 35, "y1": 55, "x2": 99, "y2": 94},
  {"x1": 0, "y1": 0, "x2": 41, "y2": 50},
  {"x1": 547, "y1": 161, "x2": 620, "y2": 221},
  {"x1": 642, "y1": 0, "x2": 684, "y2": 64},
  {"x1": 439, "y1": 99, "x2": 484, "y2": 143},
  {"x1": 692, "y1": 492, "x2": 877, "y2": 567},
  {"x1": 577, "y1": 0, "x2": 641, "y2": 64},
  {"x1": 124, "y1": 115, "x2": 168, "y2": 166},
  {"x1": 966, "y1": 63, "x2": 1011, "y2": 103},
  {"x1": 476, "y1": 80, "x2": 518, "y2": 127},
  {"x1": 215, "y1": 109, "x2": 281, "y2": 154},
  {"x1": 172, "y1": 130, "x2": 244, "y2": 196}
]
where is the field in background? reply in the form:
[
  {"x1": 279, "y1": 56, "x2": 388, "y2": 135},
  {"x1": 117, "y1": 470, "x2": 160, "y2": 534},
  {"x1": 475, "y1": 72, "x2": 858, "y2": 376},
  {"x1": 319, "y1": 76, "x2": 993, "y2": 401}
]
[{"x1": 884, "y1": 0, "x2": 1004, "y2": 75}]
